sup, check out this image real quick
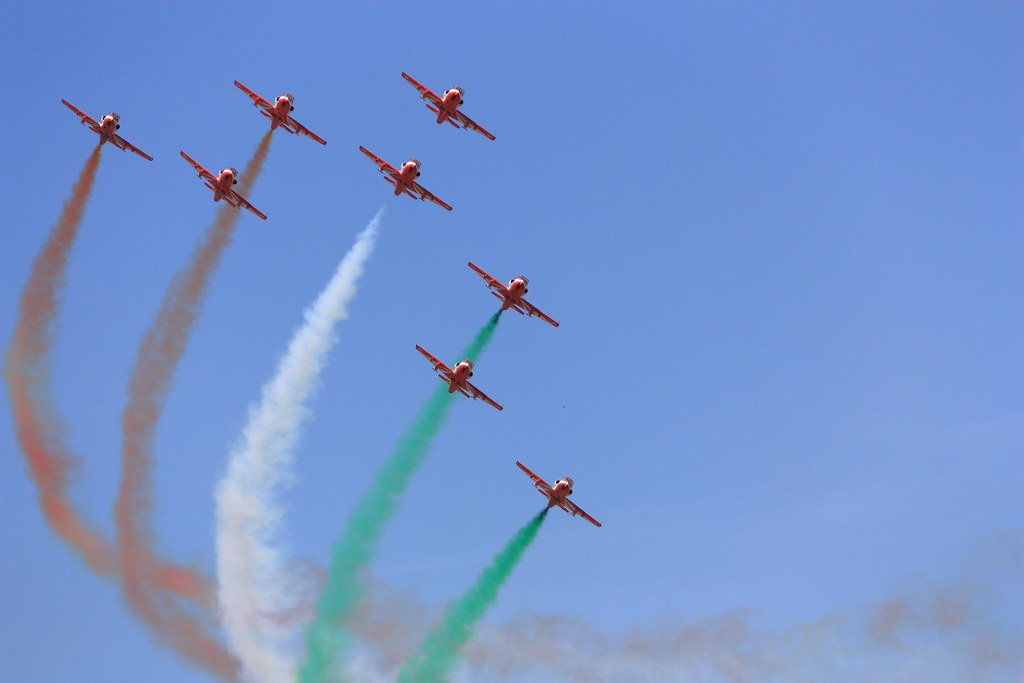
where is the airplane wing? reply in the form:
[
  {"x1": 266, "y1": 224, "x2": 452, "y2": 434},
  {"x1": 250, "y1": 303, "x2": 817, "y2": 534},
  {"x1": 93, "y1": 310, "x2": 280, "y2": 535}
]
[
  {"x1": 452, "y1": 109, "x2": 496, "y2": 141},
  {"x1": 466, "y1": 380, "x2": 503, "y2": 410},
  {"x1": 61, "y1": 99, "x2": 99, "y2": 128},
  {"x1": 113, "y1": 133, "x2": 154, "y2": 161},
  {"x1": 520, "y1": 298, "x2": 560, "y2": 327},
  {"x1": 563, "y1": 498, "x2": 602, "y2": 527},
  {"x1": 415, "y1": 345, "x2": 454, "y2": 379},
  {"x1": 467, "y1": 262, "x2": 509, "y2": 295},
  {"x1": 228, "y1": 190, "x2": 268, "y2": 220},
  {"x1": 359, "y1": 146, "x2": 397, "y2": 175},
  {"x1": 401, "y1": 72, "x2": 443, "y2": 105},
  {"x1": 234, "y1": 80, "x2": 273, "y2": 110},
  {"x1": 516, "y1": 461, "x2": 553, "y2": 493},
  {"x1": 287, "y1": 116, "x2": 327, "y2": 145},
  {"x1": 179, "y1": 151, "x2": 218, "y2": 183},
  {"x1": 412, "y1": 181, "x2": 453, "y2": 211}
]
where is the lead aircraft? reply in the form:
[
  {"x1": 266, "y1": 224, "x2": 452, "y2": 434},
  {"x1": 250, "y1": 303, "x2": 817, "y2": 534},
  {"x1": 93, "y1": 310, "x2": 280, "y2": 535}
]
[
  {"x1": 516, "y1": 461, "x2": 601, "y2": 527},
  {"x1": 233, "y1": 80, "x2": 327, "y2": 145},
  {"x1": 401, "y1": 72, "x2": 496, "y2": 140},
  {"x1": 61, "y1": 99, "x2": 153, "y2": 160},
  {"x1": 416, "y1": 345, "x2": 502, "y2": 410},
  {"x1": 179, "y1": 152, "x2": 267, "y2": 220}
]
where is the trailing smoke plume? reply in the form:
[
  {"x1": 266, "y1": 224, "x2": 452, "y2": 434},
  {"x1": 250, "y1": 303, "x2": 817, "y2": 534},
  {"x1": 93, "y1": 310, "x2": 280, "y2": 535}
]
[
  {"x1": 4, "y1": 145, "x2": 207, "y2": 601},
  {"x1": 216, "y1": 209, "x2": 385, "y2": 683},
  {"x1": 114, "y1": 131, "x2": 273, "y2": 681},
  {"x1": 299, "y1": 312, "x2": 503, "y2": 682},
  {"x1": 397, "y1": 508, "x2": 549, "y2": 682}
]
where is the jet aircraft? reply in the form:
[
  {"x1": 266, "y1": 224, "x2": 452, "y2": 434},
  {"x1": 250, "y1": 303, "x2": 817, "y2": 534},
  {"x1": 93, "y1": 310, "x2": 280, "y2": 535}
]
[
  {"x1": 516, "y1": 461, "x2": 601, "y2": 527},
  {"x1": 359, "y1": 146, "x2": 452, "y2": 210},
  {"x1": 416, "y1": 345, "x2": 502, "y2": 410},
  {"x1": 179, "y1": 151, "x2": 267, "y2": 220},
  {"x1": 401, "y1": 72, "x2": 496, "y2": 140},
  {"x1": 233, "y1": 80, "x2": 327, "y2": 144},
  {"x1": 468, "y1": 262, "x2": 560, "y2": 327},
  {"x1": 61, "y1": 99, "x2": 153, "y2": 160}
]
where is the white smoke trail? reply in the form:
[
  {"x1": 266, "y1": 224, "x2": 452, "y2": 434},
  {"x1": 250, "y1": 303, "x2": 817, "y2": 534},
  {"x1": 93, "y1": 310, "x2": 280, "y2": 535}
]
[{"x1": 215, "y1": 208, "x2": 385, "y2": 682}]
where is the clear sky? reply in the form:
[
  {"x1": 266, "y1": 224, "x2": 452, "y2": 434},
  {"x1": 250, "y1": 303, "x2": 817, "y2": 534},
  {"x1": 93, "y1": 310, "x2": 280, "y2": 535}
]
[{"x1": 2, "y1": 2, "x2": 1021, "y2": 681}]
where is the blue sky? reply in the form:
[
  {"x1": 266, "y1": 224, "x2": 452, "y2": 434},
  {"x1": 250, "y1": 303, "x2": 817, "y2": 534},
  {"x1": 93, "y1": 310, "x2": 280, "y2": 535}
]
[{"x1": 2, "y1": 2, "x2": 1021, "y2": 681}]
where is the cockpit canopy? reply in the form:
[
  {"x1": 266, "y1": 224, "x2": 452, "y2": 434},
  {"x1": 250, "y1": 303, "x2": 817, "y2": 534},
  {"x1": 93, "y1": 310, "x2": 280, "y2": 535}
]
[
  {"x1": 280, "y1": 93, "x2": 295, "y2": 103},
  {"x1": 518, "y1": 276, "x2": 529, "y2": 286},
  {"x1": 106, "y1": 112, "x2": 120, "y2": 120},
  {"x1": 563, "y1": 477, "x2": 574, "y2": 488},
  {"x1": 225, "y1": 167, "x2": 239, "y2": 177},
  {"x1": 407, "y1": 158, "x2": 422, "y2": 169},
  {"x1": 460, "y1": 359, "x2": 474, "y2": 370}
]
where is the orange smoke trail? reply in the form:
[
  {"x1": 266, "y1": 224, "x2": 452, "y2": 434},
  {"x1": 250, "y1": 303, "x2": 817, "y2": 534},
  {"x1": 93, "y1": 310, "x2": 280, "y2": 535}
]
[
  {"x1": 4, "y1": 145, "x2": 207, "y2": 602},
  {"x1": 113, "y1": 131, "x2": 273, "y2": 681}
]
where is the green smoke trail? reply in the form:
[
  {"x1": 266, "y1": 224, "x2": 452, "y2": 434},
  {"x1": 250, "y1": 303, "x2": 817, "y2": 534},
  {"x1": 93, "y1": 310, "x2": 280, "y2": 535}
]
[
  {"x1": 299, "y1": 312, "x2": 502, "y2": 682},
  {"x1": 396, "y1": 508, "x2": 549, "y2": 682}
]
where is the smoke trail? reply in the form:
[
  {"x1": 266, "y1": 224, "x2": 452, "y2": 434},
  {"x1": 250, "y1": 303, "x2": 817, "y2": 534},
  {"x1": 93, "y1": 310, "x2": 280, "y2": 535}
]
[
  {"x1": 114, "y1": 131, "x2": 273, "y2": 681},
  {"x1": 397, "y1": 508, "x2": 549, "y2": 682},
  {"x1": 5, "y1": 145, "x2": 110, "y2": 566},
  {"x1": 215, "y1": 208, "x2": 385, "y2": 683},
  {"x1": 299, "y1": 312, "x2": 503, "y2": 682},
  {"x1": 4, "y1": 145, "x2": 207, "y2": 602}
]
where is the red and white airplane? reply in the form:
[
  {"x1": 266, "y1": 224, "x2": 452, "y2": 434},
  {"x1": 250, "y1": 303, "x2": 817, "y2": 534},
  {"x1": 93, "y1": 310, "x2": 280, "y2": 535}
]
[
  {"x1": 468, "y1": 262, "x2": 560, "y2": 327},
  {"x1": 401, "y1": 73, "x2": 496, "y2": 141},
  {"x1": 359, "y1": 146, "x2": 452, "y2": 211},
  {"x1": 61, "y1": 99, "x2": 153, "y2": 160},
  {"x1": 233, "y1": 81, "x2": 327, "y2": 145},
  {"x1": 516, "y1": 461, "x2": 601, "y2": 527},
  {"x1": 416, "y1": 345, "x2": 502, "y2": 410},
  {"x1": 179, "y1": 152, "x2": 267, "y2": 220}
]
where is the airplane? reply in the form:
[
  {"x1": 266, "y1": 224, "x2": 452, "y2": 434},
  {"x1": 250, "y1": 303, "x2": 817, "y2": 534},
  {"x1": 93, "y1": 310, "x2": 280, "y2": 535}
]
[
  {"x1": 178, "y1": 152, "x2": 267, "y2": 220},
  {"x1": 468, "y1": 262, "x2": 560, "y2": 327},
  {"x1": 61, "y1": 99, "x2": 153, "y2": 160},
  {"x1": 233, "y1": 80, "x2": 327, "y2": 145},
  {"x1": 359, "y1": 146, "x2": 452, "y2": 211},
  {"x1": 516, "y1": 461, "x2": 601, "y2": 527},
  {"x1": 401, "y1": 73, "x2": 496, "y2": 141},
  {"x1": 415, "y1": 345, "x2": 502, "y2": 410}
]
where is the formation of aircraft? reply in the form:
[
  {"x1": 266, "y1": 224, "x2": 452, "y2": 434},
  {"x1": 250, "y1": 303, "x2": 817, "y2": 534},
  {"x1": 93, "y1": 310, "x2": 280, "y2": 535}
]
[
  {"x1": 415, "y1": 345, "x2": 503, "y2": 410},
  {"x1": 468, "y1": 262, "x2": 560, "y2": 327},
  {"x1": 359, "y1": 146, "x2": 453, "y2": 210},
  {"x1": 234, "y1": 81, "x2": 327, "y2": 145},
  {"x1": 516, "y1": 461, "x2": 601, "y2": 527},
  {"x1": 401, "y1": 72, "x2": 496, "y2": 141},
  {"x1": 61, "y1": 99, "x2": 153, "y2": 161},
  {"x1": 179, "y1": 152, "x2": 267, "y2": 220},
  {"x1": 61, "y1": 76, "x2": 602, "y2": 526}
]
